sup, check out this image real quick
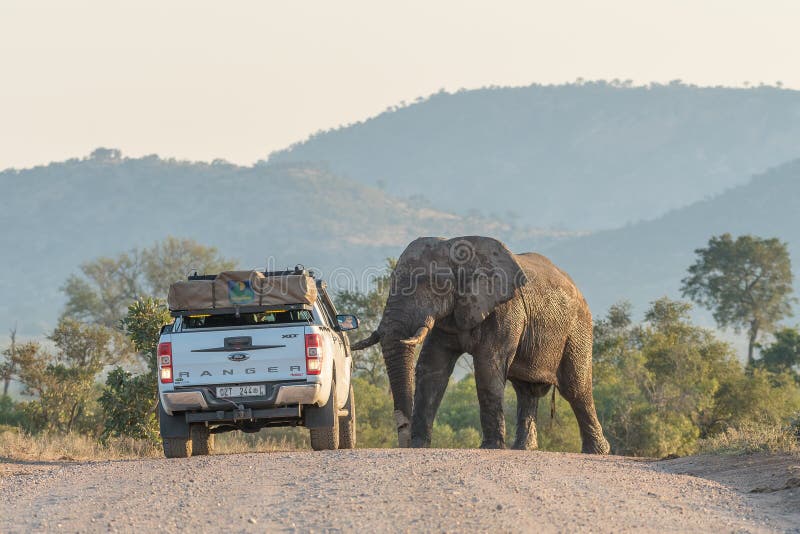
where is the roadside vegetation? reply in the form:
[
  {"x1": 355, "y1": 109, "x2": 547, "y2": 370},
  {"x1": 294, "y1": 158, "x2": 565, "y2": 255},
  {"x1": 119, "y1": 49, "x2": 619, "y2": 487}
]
[
  {"x1": 1, "y1": 234, "x2": 799, "y2": 461},
  {"x1": 0, "y1": 425, "x2": 306, "y2": 463},
  {"x1": 697, "y1": 421, "x2": 799, "y2": 455}
]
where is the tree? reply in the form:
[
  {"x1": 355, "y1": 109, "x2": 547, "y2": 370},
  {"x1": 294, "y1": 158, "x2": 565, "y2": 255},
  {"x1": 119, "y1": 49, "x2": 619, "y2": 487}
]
[
  {"x1": 0, "y1": 327, "x2": 38, "y2": 397},
  {"x1": 0, "y1": 327, "x2": 17, "y2": 397},
  {"x1": 712, "y1": 367, "x2": 800, "y2": 430},
  {"x1": 755, "y1": 327, "x2": 800, "y2": 380},
  {"x1": 0, "y1": 394, "x2": 24, "y2": 427},
  {"x1": 120, "y1": 297, "x2": 173, "y2": 374},
  {"x1": 15, "y1": 319, "x2": 132, "y2": 433},
  {"x1": 100, "y1": 298, "x2": 171, "y2": 442},
  {"x1": 90, "y1": 147, "x2": 122, "y2": 161},
  {"x1": 350, "y1": 376, "x2": 396, "y2": 447},
  {"x1": 62, "y1": 237, "x2": 236, "y2": 328},
  {"x1": 99, "y1": 367, "x2": 160, "y2": 442},
  {"x1": 593, "y1": 298, "x2": 741, "y2": 456},
  {"x1": 0, "y1": 327, "x2": 16, "y2": 396},
  {"x1": 1, "y1": 328, "x2": 39, "y2": 399},
  {"x1": 62, "y1": 252, "x2": 143, "y2": 328},
  {"x1": 592, "y1": 301, "x2": 652, "y2": 453},
  {"x1": 681, "y1": 234, "x2": 795, "y2": 365},
  {"x1": 334, "y1": 258, "x2": 396, "y2": 387},
  {"x1": 141, "y1": 237, "x2": 237, "y2": 296}
]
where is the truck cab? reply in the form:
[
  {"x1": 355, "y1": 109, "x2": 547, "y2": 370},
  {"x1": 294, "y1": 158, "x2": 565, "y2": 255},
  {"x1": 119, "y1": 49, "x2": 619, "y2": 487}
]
[{"x1": 157, "y1": 268, "x2": 357, "y2": 457}]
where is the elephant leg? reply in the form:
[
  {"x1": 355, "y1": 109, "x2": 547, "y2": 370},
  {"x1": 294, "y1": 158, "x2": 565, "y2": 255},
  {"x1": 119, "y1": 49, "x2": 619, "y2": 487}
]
[
  {"x1": 511, "y1": 381, "x2": 550, "y2": 450},
  {"x1": 558, "y1": 334, "x2": 611, "y2": 455},
  {"x1": 472, "y1": 351, "x2": 509, "y2": 449},
  {"x1": 411, "y1": 331, "x2": 460, "y2": 448}
]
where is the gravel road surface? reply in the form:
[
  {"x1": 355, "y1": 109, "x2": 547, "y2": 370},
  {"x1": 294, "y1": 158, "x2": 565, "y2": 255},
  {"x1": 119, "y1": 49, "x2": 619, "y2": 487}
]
[{"x1": 0, "y1": 449, "x2": 791, "y2": 532}]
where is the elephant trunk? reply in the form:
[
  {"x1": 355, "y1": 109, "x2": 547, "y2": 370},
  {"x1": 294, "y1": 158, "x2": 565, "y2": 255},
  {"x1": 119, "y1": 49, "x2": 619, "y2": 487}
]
[
  {"x1": 350, "y1": 329, "x2": 381, "y2": 350},
  {"x1": 381, "y1": 315, "x2": 434, "y2": 447},
  {"x1": 381, "y1": 340, "x2": 415, "y2": 447}
]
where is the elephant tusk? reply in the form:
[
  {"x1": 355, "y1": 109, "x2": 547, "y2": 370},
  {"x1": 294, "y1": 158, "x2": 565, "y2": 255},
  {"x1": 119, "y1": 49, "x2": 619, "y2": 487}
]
[
  {"x1": 350, "y1": 330, "x2": 381, "y2": 350},
  {"x1": 399, "y1": 325, "x2": 430, "y2": 346}
]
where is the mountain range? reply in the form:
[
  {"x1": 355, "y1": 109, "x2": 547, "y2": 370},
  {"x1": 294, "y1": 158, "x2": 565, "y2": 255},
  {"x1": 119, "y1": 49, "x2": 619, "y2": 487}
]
[
  {"x1": 4, "y1": 82, "x2": 800, "y2": 340},
  {"x1": 0, "y1": 150, "x2": 564, "y2": 335},
  {"x1": 540, "y1": 159, "x2": 800, "y2": 320},
  {"x1": 269, "y1": 82, "x2": 800, "y2": 231}
]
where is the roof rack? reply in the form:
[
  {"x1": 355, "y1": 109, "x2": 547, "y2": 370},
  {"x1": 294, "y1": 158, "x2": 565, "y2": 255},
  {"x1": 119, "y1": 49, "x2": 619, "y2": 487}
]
[
  {"x1": 187, "y1": 265, "x2": 313, "y2": 282},
  {"x1": 170, "y1": 302, "x2": 313, "y2": 318},
  {"x1": 187, "y1": 274, "x2": 216, "y2": 281}
]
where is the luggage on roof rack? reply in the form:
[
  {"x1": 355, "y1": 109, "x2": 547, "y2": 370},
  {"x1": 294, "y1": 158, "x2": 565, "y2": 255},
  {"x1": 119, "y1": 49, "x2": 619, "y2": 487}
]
[{"x1": 167, "y1": 270, "x2": 318, "y2": 315}]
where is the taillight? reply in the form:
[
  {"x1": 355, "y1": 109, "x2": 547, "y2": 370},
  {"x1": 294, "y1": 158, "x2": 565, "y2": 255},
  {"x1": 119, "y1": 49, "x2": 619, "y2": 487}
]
[
  {"x1": 305, "y1": 334, "x2": 322, "y2": 375},
  {"x1": 158, "y1": 342, "x2": 173, "y2": 383}
]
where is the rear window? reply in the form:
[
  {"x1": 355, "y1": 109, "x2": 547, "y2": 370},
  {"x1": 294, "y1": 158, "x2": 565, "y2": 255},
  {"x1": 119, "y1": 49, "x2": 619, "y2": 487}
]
[{"x1": 182, "y1": 309, "x2": 313, "y2": 329}]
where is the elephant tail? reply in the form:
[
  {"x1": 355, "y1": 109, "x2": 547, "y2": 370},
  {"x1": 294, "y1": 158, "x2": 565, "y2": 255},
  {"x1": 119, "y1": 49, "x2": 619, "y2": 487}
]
[{"x1": 549, "y1": 386, "x2": 557, "y2": 428}]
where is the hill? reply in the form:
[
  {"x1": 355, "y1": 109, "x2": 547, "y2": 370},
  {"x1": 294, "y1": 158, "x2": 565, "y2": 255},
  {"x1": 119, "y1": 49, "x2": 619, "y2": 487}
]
[
  {"x1": 0, "y1": 149, "x2": 567, "y2": 336},
  {"x1": 268, "y1": 82, "x2": 800, "y2": 231},
  {"x1": 540, "y1": 159, "x2": 800, "y2": 319}
]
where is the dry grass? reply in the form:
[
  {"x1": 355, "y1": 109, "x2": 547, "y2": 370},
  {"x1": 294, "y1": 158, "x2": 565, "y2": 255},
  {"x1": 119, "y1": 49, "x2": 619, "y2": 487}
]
[
  {"x1": 698, "y1": 422, "x2": 800, "y2": 455},
  {"x1": 0, "y1": 427, "x2": 160, "y2": 462},
  {"x1": 214, "y1": 428, "x2": 308, "y2": 455},
  {"x1": 0, "y1": 426, "x2": 309, "y2": 464}
]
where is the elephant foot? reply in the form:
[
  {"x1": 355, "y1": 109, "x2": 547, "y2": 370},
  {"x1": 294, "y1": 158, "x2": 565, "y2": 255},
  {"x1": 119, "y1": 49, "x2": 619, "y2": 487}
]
[
  {"x1": 410, "y1": 436, "x2": 431, "y2": 448},
  {"x1": 511, "y1": 438, "x2": 538, "y2": 451},
  {"x1": 480, "y1": 439, "x2": 505, "y2": 450},
  {"x1": 394, "y1": 410, "x2": 412, "y2": 448},
  {"x1": 581, "y1": 437, "x2": 611, "y2": 455}
]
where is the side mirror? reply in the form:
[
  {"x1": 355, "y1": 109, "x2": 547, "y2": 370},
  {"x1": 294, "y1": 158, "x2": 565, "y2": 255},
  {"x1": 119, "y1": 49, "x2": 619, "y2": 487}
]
[{"x1": 336, "y1": 314, "x2": 359, "y2": 331}]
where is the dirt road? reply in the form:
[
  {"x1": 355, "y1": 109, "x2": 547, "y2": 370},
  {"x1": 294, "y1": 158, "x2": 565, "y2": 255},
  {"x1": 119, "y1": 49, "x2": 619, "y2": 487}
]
[{"x1": 1, "y1": 449, "x2": 797, "y2": 532}]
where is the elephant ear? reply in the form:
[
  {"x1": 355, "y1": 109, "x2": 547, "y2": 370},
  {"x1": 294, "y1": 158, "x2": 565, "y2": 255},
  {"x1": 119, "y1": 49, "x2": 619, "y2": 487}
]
[{"x1": 447, "y1": 236, "x2": 528, "y2": 331}]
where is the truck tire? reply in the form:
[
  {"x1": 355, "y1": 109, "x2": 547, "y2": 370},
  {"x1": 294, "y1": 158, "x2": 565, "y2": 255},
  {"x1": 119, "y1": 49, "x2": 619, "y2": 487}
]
[
  {"x1": 310, "y1": 380, "x2": 339, "y2": 451},
  {"x1": 162, "y1": 437, "x2": 192, "y2": 458},
  {"x1": 339, "y1": 385, "x2": 356, "y2": 449},
  {"x1": 190, "y1": 424, "x2": 214, "y2": 456}
]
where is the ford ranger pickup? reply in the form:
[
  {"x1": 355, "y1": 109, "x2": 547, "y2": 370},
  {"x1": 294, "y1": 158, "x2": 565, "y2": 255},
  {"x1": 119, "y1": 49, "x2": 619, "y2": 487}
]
[{"x1": 157, "y1": 267, "x2": 358, "y2": 458}]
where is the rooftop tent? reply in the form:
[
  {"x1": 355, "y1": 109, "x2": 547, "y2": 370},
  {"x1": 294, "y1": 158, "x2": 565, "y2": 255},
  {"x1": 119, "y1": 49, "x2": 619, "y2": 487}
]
[{"x1": 167, "y1": 271, "x2": 318, "y2": 313}]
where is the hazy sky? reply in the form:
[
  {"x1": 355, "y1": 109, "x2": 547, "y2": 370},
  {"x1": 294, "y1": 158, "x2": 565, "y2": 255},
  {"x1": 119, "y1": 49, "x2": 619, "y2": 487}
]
[{"x1": 1, "y1": 0, "x2": 798, "y2": 170}]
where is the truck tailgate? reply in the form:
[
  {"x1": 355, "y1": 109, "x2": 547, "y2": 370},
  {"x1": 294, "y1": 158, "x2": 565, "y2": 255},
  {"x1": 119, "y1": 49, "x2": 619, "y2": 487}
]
[{"x1": 170, "y1": 326, "x2": 306, "y2": 386}]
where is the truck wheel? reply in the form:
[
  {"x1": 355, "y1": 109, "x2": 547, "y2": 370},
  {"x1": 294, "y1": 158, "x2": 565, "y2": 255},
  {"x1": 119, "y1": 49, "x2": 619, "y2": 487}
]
[
  {"x1": 190, "y1": 424, "x2": 214, "y2": 456},
  {"x1": 162, "y1": 437, "x2": 192, "y2": 458},
  {"x1": 310, "y1": 380, "x2": 339, "y2": 451},
  {"x1": 339, "y1": 385, "x2": 356, "y2": 449}
]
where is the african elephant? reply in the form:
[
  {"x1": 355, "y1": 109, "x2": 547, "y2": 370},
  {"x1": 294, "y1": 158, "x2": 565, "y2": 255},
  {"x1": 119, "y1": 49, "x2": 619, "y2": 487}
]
[{"x1": 352, "y1": 236, "x2": 610, "y2": 453}]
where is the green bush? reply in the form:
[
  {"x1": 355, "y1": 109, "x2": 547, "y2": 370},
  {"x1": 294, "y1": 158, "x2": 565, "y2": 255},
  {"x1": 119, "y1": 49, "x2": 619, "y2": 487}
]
[
  {"x1": 99, "y1": 368, "x2": 158, "y2": 443},
  {"x1": 10, "y1": 319, "x2": 129, "y2": 435},
  {"x1": 0, "y1": 394, "x2": 24, "y2": 427},
  {"x1": 698, "y1": 421, "x2": 799, "y2": 455},
  {"x1": 713, "y1": 368, "x2": 800, "y2": 431},
  {"x1": 535, "y1": 395, "x2": 582, "y2": 453},
  {"x1": 352, "y1": 376, "x2": 396, "y2": 447},
  {"x1": 99, "y1": 297, "x2": 170, "y2": 443},
  {"x1": 431, "y1": 422, "x2": 481, "y2": 448},
  {"x1": 435, "y1": 375, "x2": 481, "y2": 432},
  {"x1": 431, "y1": 374, "x2": 582, "y2": 451},
  {"x1": 593, "y1": 298, "x2": 800, "y2": 457}
]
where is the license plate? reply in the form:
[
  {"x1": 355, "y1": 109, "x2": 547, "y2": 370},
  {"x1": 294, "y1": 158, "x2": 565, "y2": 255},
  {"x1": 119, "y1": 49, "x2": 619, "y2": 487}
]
[{"x1": 216, "y1": 385, "x2": 266, "y2": 398}]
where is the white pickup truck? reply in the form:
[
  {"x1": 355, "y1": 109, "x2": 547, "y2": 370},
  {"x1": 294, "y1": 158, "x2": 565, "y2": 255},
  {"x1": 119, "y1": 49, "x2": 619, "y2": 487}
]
[{"x1": 157, "y1": 268, "x2": 358, "y2": 458}]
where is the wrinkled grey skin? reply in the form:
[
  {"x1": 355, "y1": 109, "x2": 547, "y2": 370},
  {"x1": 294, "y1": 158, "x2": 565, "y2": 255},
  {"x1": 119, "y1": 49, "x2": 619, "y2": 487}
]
[{"x1": 352, "y1": 236, "x2": 610, "y2": 453}]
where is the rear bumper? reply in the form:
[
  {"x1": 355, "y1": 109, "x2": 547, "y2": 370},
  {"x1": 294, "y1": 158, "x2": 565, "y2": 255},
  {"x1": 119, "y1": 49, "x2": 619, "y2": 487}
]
[
  {"x1": 159, "y1": 402, "x2": 303, "y2": 438},
  {"x1": 186, "y1": 405, "x2": 301, "y2": 424},
  {"x1": 161, "y1": 391, "x2": 209, "y2": 412},
  {"x1": 160, "y1": 382, "x2": 320, "y2": 415}
]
